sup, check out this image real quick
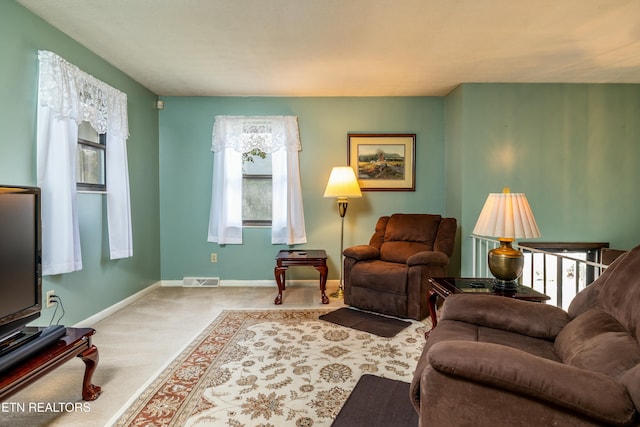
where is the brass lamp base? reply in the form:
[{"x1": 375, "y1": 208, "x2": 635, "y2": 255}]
[
  {"x1": 488, "y1": 240, "x2": 524, "y2": 290},
  {"x1": 330, "y1": 287, "x2": 344, "y2": 299}
]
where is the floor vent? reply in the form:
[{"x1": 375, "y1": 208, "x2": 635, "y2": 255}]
[{"x1": 182, "y1": 277, "x2": 220, "y2": 287}]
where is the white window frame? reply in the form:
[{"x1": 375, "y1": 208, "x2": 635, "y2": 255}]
[{"x1": 77, "y1": 122, "x2": 107, "y2": 192}]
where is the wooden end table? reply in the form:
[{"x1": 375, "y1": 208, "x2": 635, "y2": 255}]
[
  {"x1": 274, "y1": 250, "x2": 328, "y2": 305},
  {"x1": 428, "y1": 277, "x2": 550, "y2": 328},
  {"x1": 0, "y1": 327, "x2": 100, "y2": 402}
]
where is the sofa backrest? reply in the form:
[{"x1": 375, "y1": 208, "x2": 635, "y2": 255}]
[
  {"x1": 556, "y1": 244, "x2": 640, "y2": 391},
  {"x1": 567, "y1": 250, "x2": 629, "y2": 318},
  {"x1": 597, "y1": 244, "x2": 640, "y2": 341}
]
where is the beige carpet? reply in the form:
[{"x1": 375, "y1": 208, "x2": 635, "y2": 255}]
[
  {"x1": 114, "y1": 309, "x2": 428, "y2": 426},
  {"x1": 0, "y1": 284, "x2": 350, "y2": 427}
]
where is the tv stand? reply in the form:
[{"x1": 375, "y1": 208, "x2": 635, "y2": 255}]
[
  {"x1": 0, "y1": 327, "x2": 101, "y2": 401},
  {"x1": 0, "y1": 329, "x2": 42, "y2": 357}
]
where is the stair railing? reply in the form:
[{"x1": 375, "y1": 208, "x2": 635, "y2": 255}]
[{"x1": 470, "y1": 235, "x2": 609, "y2": 309}]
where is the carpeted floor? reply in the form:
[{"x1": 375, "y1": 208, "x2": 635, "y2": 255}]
[
  {"x1": 0, "y1": 285, "x2": 348, "y2": 427},
  {"x1": 115, "y1": 309, "x2": 428, "y2": 426}
]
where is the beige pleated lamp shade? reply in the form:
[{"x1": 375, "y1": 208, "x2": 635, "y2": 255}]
[
  {"x1": 323, "y1": 167, "x2": 362, "y2": 199},
  {"x1": 473, "y1": 189, "x2": 540, "y2": 239}
]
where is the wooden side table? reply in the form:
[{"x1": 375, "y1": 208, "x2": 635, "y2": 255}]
[
  {"x1": 0, "y1": 327, "x2": 100, "y2": 401},
  {"x1": 274, "y1": 250, "x2": 329, "y2": 305},
  {"x1": 428, "y1": 277, "x2": 550, "y2": 328}
]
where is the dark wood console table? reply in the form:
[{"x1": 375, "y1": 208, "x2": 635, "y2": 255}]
[
  {"x1": 0, "y1": 327, "x2": 101, "y2": 401},
  {"x1": 274, "y1": 250, "x2": 329, "y2": 305}
]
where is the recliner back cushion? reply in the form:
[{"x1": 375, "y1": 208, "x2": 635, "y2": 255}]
[
  {"x1": 555, "y1": 308, "x2": 640, "y2": 380},
  {"x1": 381, "y1": 241, "x2": 433, "y2": 264},
  {"x1": 597, "y1": 244, "x2": 640, "y2": 341},
  {"x1": 368, "y1": 216, "x2": 389, "y2": 250},
  {"x1": 380, "y1": 214, "x2": 441, "y2": 263}
]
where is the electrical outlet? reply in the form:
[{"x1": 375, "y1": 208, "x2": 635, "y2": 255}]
[
  {"x1": 210, "y1": 253, "x2": 218, "y2": 263},
  {"x1": 46, "y1": 290, "x2": 56, "y2": 308}
]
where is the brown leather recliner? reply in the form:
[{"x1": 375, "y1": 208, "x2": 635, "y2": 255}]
[
  {"x1": 410, "y1": 244, "x2": 640, "y2": 427},
  {"x1": 342, "y1": 213, "x2": 457, "y2": 321}
]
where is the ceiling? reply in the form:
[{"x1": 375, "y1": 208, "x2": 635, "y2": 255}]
[{"x1": 17, "y1": 0, "x2": 640, "y2": 97}]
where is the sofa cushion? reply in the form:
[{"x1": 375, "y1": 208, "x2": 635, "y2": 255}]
[
  {"x1": 597, "y1": 245, "x2": 640, "y2": 341},
  {"x1": 620, "y1": 364, "x2": 640, "y2": 413},
  {"x1": 350, "y1": 260, "x2": 407, "y2": 294},
  {"x1": 429, "y1": 319, "x2": 561, "y2": 362},
  {"x1": 555, "y1": 308, "x2": 640, "y2": 380},
  {"x1": 441, "y1": 294, "x2": 570, "y2": 340},
  {"x1": 427, "y1": 341, "x2": 637, "y2": 426}
]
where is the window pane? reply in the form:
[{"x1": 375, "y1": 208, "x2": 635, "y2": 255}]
[
  {"x1": 242, "y1": 149, "x2": 271, "y2": 225},
  {"x1": 78, "y1": 121, "x2": 100, "y2": 143},
  {"x1": 77, "y1": 144, "x2": 105, "y2": 185},
  {"x1": 243, "y1": 177, "x2": 272, "y2": 221},
  {"x1": 243, "y1": 151, "x2": 271, "y2": 174}
]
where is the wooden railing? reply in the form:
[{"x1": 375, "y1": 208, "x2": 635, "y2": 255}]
[{"x1": 470, "y1": 236, "x2": 611, "y2": 310}]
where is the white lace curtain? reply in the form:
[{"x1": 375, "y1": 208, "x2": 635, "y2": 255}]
[
  {"x1": 37, "y1": 50, "x2": 132, "y2": 275},
  {"x1": 207, "y1": 116, "x2": 307, "y2": 244}
]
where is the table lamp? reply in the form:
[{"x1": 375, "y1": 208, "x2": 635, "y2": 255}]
[
  {"x1": 472, "y1": 188, "x2": 540, "y2": 289},
  {"x1": 323, "y1": 166, "x2": 362, "y2": 298}
]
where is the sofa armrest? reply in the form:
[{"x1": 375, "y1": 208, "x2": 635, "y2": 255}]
[
  {"x1": 406, "y1": 250, "x2": 449, "y2": 267},
  {"x1": 440, "y1": 294, "x2": 570, "y2": 339},
  {"x1": 428, "y1": 341, "x2": 636, "y2": 426},
  {"x1": 343, "y1": 245, "x2": 379, "y2": 261}
]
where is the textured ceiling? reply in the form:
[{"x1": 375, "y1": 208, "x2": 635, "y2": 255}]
[{"x1": 17, "y1": 0, "x2": 640, "y2": 96}]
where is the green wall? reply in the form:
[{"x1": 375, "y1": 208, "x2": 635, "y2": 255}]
[
  {"x1": 159, "y1": 97, "x2": 446, "y2": 280},
  {"x1": 1, "y1": 2, "x2": 161, "y2": 325},
  {"x1": 159, "y1": 85, "x2": 640, "y2": 282},
  {"x1": 453, "y1": 84, "x2": 640, "y2": 275},
  {"x1": 4, "y1": 2, "x2": 640, "y2": 322}
]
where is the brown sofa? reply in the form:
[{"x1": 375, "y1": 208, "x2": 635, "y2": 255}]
[
  {"x1": 343, "y1": 213, "x2": 457, "y2": 320},
  {"x1": 410, "y1": 244, "x2": 640, "y2": 426}
]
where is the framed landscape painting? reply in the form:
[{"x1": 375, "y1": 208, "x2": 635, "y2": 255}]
[{"x1": 347, "y1": 133, "x2": 416, "y2": 191}]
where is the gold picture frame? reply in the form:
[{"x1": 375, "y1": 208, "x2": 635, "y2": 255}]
[{"x1": 347, "y1": 133, "x2": 416, "y2": 191}]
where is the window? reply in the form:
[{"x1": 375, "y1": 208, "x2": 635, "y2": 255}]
[
  {"x1": 242, "y1": 148, "x2": 272, "y2": 226},
  {"x1": 208, "y1": 115, "x2": 306, "y2": 245},
  {"x1": 77, "y1": 121, "x2": 106, "y2": 192},
  {"x1": 37, "y1": 50, "x2": 132, "y2": 275}
]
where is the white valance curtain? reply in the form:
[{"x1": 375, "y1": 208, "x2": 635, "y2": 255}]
[
  {"x1": 37, "y1": 50, "x2": 132, "y2": 275},
  {"x1": 207, "y1": 115, "x2": 307, "y2": 244}
]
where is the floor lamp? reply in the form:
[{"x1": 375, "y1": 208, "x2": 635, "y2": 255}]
[{"x1": 323, "y1": 167, "x2": 362, "y2": 298}]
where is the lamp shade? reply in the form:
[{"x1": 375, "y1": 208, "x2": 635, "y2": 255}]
[
  {"x1": 323, "y1": 167, "x2": 362, "y2": 199},
  {"x1": 473, "y1": 190, "x2": 540, "y2": 240}
]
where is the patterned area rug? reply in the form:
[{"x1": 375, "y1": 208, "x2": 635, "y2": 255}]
[{"x1": 115, "y1": 309, "x2": 428, "y2": 426}]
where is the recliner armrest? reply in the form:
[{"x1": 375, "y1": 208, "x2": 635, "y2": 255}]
[
  {"x1": 406, "y1": 250, "x2": 449, "y2": 267},
  {"x1": 428, "y1": 341, "x2": 636, "y2": 426},
  {"x1": 343, "y1": 245, "x2": 379, "y2": 261},
  {"x1": 440, "y1": 294, "x2": 570, "y2": 339}
]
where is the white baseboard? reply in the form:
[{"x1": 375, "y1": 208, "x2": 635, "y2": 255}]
[{"x1": 73, "y1": 281, "x2": 162, "y2": 328}]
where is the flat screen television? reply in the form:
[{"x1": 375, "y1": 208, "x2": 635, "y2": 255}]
[{"x1": 0, "y1": 186, "x2": 42, "y2": 348}]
